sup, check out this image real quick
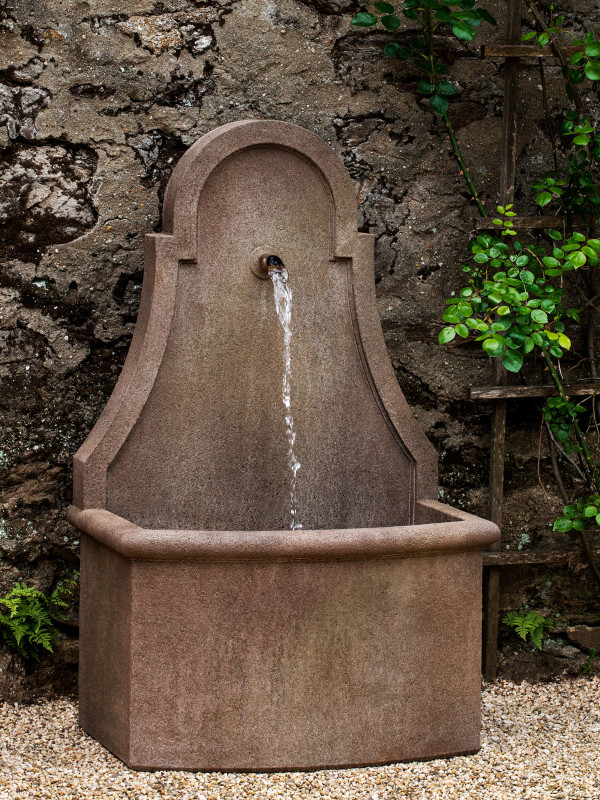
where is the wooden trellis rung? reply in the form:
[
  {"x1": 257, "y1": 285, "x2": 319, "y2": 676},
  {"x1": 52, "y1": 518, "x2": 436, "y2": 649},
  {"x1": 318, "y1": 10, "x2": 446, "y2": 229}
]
[
  {"x1": 477, "y1": 216, "x2": 584, "y2": 231},
  {"x1": 484, "y1": 548, "x2": 600, "y2": 566},
  {"x1": 481, "y1": 44, "x2": 581, "y2": 58},
  {"x1": 470, "y1": 382, "x2": 600, "y2": 401}
]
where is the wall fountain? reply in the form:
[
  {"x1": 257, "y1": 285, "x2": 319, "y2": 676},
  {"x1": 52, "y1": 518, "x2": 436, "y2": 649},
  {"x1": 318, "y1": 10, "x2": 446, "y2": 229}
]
[{"x1": 68, "y1": 119, "x2": 499, "y2": 771}]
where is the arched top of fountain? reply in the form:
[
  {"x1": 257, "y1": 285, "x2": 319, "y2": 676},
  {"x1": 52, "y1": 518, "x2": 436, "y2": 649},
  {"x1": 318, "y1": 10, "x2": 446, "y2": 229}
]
[
  {"x1": 73, "y1": 119, "x2": 438, "y2": 529},
  {"x1": 162, "y1": 120, "x2": 358, "y2": 262}
]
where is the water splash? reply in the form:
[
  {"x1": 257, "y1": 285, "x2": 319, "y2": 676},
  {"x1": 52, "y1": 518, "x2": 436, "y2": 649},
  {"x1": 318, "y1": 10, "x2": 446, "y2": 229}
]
[{"x1": 269, "y1": 266, "x2": 302, "y2": 530}]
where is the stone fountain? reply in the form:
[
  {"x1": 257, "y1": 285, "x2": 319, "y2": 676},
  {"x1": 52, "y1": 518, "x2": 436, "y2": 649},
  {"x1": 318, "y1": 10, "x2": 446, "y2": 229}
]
[{"x1": 68, "y1": 119, "x2": 499, "y2": 771}]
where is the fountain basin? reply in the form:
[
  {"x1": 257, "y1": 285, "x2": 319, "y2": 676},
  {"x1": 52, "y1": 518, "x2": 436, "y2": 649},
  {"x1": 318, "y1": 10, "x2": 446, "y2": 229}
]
[{"x1": 68, "y1": 500, "x2": 497, "y2": 771}]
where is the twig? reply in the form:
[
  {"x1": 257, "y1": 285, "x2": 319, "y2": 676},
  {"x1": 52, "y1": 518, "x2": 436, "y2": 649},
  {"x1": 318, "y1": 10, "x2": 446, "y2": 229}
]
[
  {"x1": 422, "y1": 8, "x2": 486, "y2": 217},
  {"x1": 525, "y1": 0, "x2": 585, "y2": 113},
  {"x1": 538, "y1": 416, "x2": 550, "y2": 500},
  {"x1": 443, "y1": 116, "x2": 487, "y2": 217},
  {"x1": 547, "y1": 429, "x2": 569, "y2": 503},
  {"x1": 538, "y1": 57, "x2": 559, "y2": 171},
  {"x1": 544, "y1": 420, "x2": 588, "y2": 482},
  {"x1": 543, "y1": 350, "x2": 600, "y2": 589}
]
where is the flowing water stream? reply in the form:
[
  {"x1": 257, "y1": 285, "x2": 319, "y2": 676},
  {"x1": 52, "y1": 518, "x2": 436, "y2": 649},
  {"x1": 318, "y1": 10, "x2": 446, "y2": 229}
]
[{"x1": 269, "y1": 265, "x2": 302, "y2": 530}]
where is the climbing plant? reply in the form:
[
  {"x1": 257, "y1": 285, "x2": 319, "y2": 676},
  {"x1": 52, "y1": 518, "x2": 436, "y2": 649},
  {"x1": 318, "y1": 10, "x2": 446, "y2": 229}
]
[
  {"x1": 522, "y1": 2, "x2": 600, "y2": 224},
  {"x1": 438, "y1": 5, "x2": 600, "y2": 585},
  {"x1": 351, "y1": 1, "x2": 497, "y2": 216}
]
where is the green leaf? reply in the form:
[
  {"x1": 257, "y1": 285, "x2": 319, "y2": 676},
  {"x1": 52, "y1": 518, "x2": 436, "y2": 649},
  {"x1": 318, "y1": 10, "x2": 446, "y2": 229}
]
[
  {"x1": 482, "y1": 338, "x2": 503, "y2": 356},
  {"x1": 475, "y1": 8, "x2": 497, "y2": 26},
  {"x1": 491, "y1": 319, "x2": 511, "y2": 332},
  {"x1": 548, "y1": 229, "x2": 563, "y2": 240},
  {"x1": 521, "y1": 31, "x2": 536, "y2": 41},
  {"x1": 573, "y1": 134, "x2": 591, "y2": 145},
  {"x1": 474, "y1": 252, "x2": 489, "y2": 263},
  {"x1": 569, "y1": 251, "x2": 587, "y2": 268},
  {"x1": 383, "y1": 42, "x2": 402, "y2": 56},
  {"x1": 549, "y1": 344, "x2": 563, "y2": 358},
  {"x1": 542, "y1": 256, "x2": 559, "y2": 268},
  {"x1": 554, "y1": 518, "x2": 573, "y2": 532},
  {"x1": 523, "y1": 336, "x2": 535, "y2": 354},
  {"x1": 497, "y1": 306, "x2": 510, "y2": 316},
  {"x1": 585, "y1": 60, "x2": 600, "y2": 81},
  {"x1": 352, "y1": 12, "x2": 378, "y2": 26},
  {"x1": 569, "y1": 68, "x2": 585, "y2": 84},
  {"x1": 443, "y1": 310, "x2": 461, "y2": 324},
  {"x1": 439, "y1": 327, "x2": 456, "y2": 344},
  {"x1": 374, "y1": 1, "x2": 395, "y2": 11},
  {"x1": 584, "y1": 505, "x2": 598, "y2": 517},
  {"x1": 502, "y1": 349, "x2": 523, "y2": 372},
  {"x1": 557, "y1": 333, "x2": 571, "y2": 349},
  {"x1": 455, "y1": 323, "x2": 469, "y2": 338},
  {"x1": 564, "y1": 505, "x2": 578, "y2": 519},
  {"x1": 457, "y1": 301, "x2": 472, "y2": 316},
  {"x1": 418, "y1": 80, "x2": 435, "y2": 95},
  {"x1": 536, "y1": 191, "x2": 553, "y2": 207},
  {"x1": 596, "y1": 513, "x2": 600, "y2": 526},
  {"x1": 437, "y1": 80, "x2": 456, "y2": 95},
  {"x1": 429, "y1": 94, "x2": 449, "y2": 114},
  {"x1": 531, "y1": 332, "x2": 544, "y2": 346},
  {"x1": 452, "y1": 20, "x2": 475, "y2": 42},
  {"x1": 531, "y1": 309, "x2": 548, "y2": 324},
  {"x1": 381, "y1": 14, "x2": 402, "y2": 31},
  {"x1": 521, "y1": 270, "x2": 534, "y2": 283}
]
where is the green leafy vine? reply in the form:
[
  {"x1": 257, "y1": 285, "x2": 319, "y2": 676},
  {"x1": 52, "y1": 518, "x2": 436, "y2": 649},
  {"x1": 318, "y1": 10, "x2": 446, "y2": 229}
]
[{"x1": 351, "y1": 1, "x2": 497, "y2": 216}]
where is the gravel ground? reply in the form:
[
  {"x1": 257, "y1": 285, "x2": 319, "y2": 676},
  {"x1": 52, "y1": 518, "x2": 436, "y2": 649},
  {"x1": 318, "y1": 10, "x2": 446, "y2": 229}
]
[{"x1": 0, "y1": 678, "x2": 599, "y2": 799}]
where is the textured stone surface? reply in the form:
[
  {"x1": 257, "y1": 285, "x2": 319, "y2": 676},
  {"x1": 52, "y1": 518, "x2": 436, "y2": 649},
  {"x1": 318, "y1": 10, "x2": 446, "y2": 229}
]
[
  {"x1": 567, "y1": 625, "x2": 600, "y2": 653},
  {"x1": 0, "y1": 0, "x2": 599, "y2": 695}
]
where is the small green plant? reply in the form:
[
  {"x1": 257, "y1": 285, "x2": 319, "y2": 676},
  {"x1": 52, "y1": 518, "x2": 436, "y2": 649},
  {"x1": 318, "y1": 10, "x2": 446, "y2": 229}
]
[
  {"x1": 0, "y1": 574, "x2": 78, "y2": 661},
  {"x1": 579, "y1": 647, "x2": 597, "y2": 675},
  {"x1": 503, "y1": 609, "x2": 554, "y2": 650}
]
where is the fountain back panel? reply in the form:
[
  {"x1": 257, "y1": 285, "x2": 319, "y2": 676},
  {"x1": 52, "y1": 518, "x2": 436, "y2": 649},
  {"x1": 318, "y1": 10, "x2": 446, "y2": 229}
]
[{"x1": 68, "y1": 120, "x2": 499, "y2": 771}]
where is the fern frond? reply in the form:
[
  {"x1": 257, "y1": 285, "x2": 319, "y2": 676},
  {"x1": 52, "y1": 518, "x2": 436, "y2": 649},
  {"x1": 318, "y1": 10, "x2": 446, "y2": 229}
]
[{"x1": 0, "y1": 574, "x2": 78, "y2": 660}]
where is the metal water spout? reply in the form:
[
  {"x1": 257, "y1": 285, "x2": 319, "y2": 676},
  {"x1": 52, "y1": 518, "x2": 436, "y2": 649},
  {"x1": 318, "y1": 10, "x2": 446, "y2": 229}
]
[{"x1": 253, "y1": 253, "x2": 284, "y2": 279}]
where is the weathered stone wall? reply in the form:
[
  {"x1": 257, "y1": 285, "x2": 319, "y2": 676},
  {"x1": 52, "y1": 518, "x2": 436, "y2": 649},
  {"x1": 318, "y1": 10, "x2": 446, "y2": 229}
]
[{"x1": 1, "y1": 0, "x2": 599, "y2": 693}]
